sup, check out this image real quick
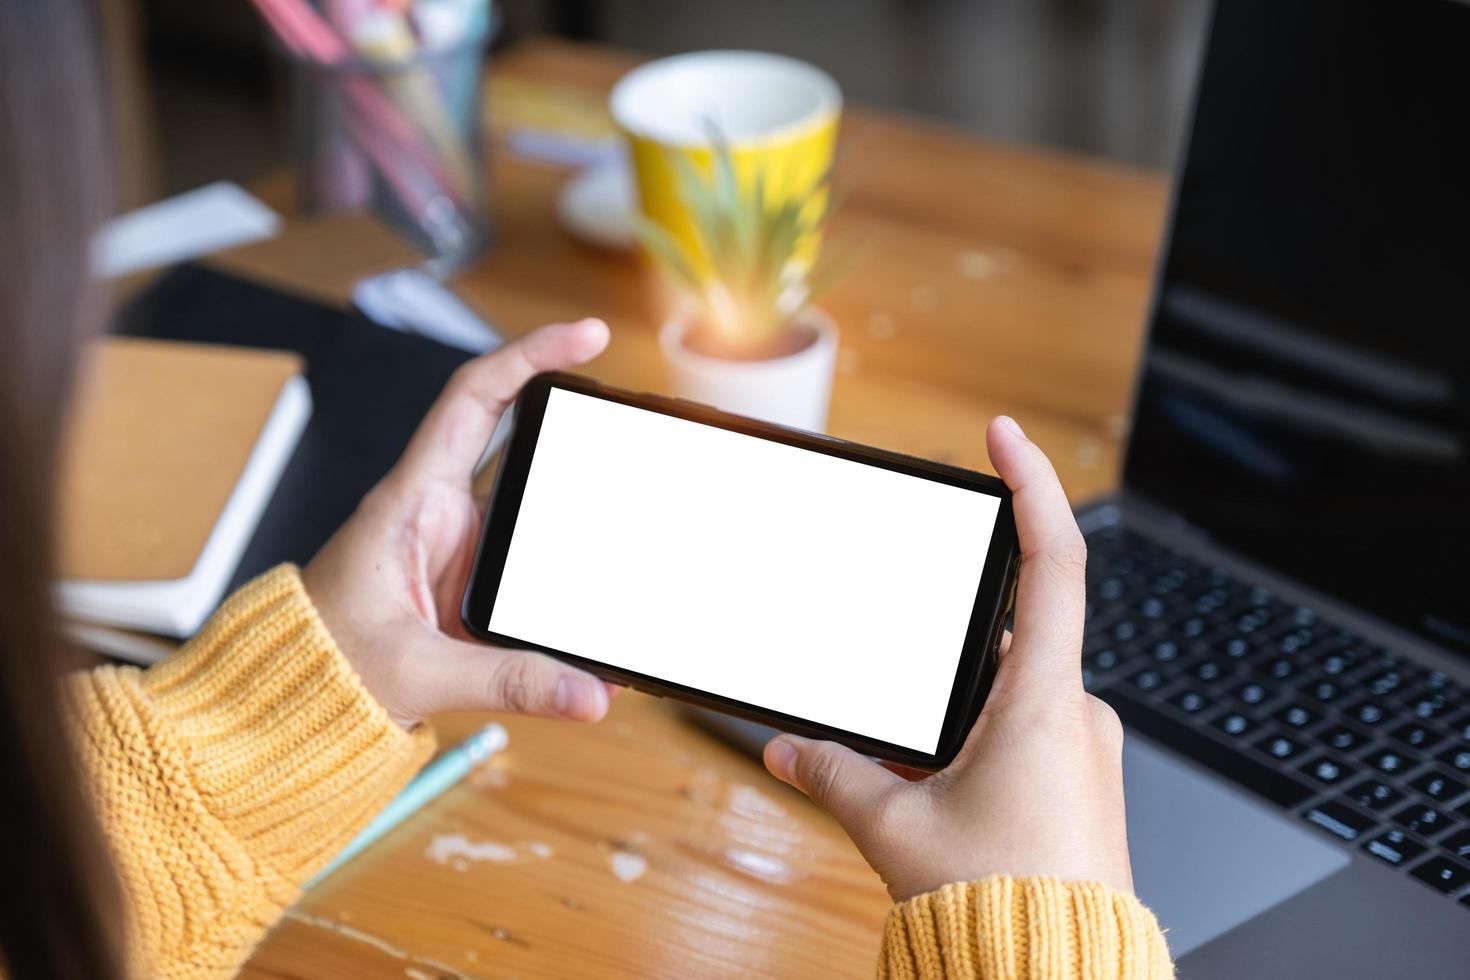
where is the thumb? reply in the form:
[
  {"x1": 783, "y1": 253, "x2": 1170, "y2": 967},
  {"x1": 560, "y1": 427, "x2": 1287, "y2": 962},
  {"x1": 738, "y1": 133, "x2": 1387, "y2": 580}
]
[
  {"x1": 383, "y1": 630, "x2": 611, "y2": 724},
  {"x1": 393, "y1": 319, "x2": 610, "y2": 490},
  {"x1": 985, "y1": 415, "x2": 1087, "y2": 689},
  {"x1": 764, "y1": 735, "x2": 900, "y2": 830}
]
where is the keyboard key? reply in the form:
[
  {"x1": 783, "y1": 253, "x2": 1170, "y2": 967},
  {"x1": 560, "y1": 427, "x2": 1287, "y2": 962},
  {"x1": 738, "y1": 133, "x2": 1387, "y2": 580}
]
[
  {"x1": 1344, "y1": 700, "x2": 1389, "y2": 727},
  {"x1": 1303, "y1": 801, "x2": 1373, "y2": 842},
  {"x1": 1307, "y1": 680, "x2": 1344, "y2": 704},
  {"x1": 1448, "y1": 712, "x2": 1470, "y2": 742},
  {"x1": 1190, "y1": 657, "x2": 1227, "y2": 683},
  {"x1": 1371, "y1": 648, "x2": 1406, "y2": 667},
  {"x1": 1150, "y1": 640, "x2": 1181, "y2": 664},
  {"x1": 1178, "y1": 615, "x2": 1208, "y2": 638},
  {"x1": 1423, "y1": 671, "x2": 1458, "y2": 692},
  {"x1": 1256, "y1": 657, "x2": 1298, "y2": 681},
  {"x1": 1363, "y1": 828, "x2": 1426, "y2": 867},
  {"x1": 1194, "y1": 593, "x2": 1226, "y2": 616},
  {"x1": 1086, "y1": 649, "x2": 1125, "y2": 673},
  {"x1": 1404, "y1": 690, "x2": 1454, "y2": 721},
  {"x1": 1364, "y1": 748, "x2": 1410, "y2": 777},
  {"x1": 1438, "y1": 746, "x2": 1470, "y2": 774},
  {"x1": 1236, "y1": 611, "x2": 1270, "y2": 633},
  {"x1": 1139, "y1": 596, "x2": 1168, "y2": 619},
  {"x1": 1256, "y1": 734, "x2": 1304, "y2": 761},
  {"x1": 1222, "y1": 636, "x2": 1254, "y2": 660},
  {"x1": 1213, "y1": 711, "x2": 1256, "y2": 738},
  {"x1": 1409, "y1": 856, "x2": 1470, "y2": 894},
  {"x1": 1170, "y1": 689, "x2": 1212, "y2": 714},
  {"x1": 1275, "y1": 628, "x2": 1315, "y2": 655},
  {"x1": 1346, "y1": 779, "x2": 1405, "y2": 812},
  {"x1": 1150, "y1": 571, "x2": 1187, "y2": 596},
  {"x1": 1233, "y1": 681, "x2": 1271, "y2": 707},
  {"x1": 1100, "y1": 689, "x2": 1314, "y2": 808},
  {"x1": 1442, "y1": 829, "x2": 1470, "y2": 862},
  {"x1": 1393, "y1": 803, "x2": 1452, "y2": 837},
  {"x1": 1365, "y1": 669, "x2": 1408, "y2": 697},
  {"x1": 1316, "y1": 650, "x2": 1358, "y2": 676},
  {"x1": 1113, "y1": 620, "x2": 1140, "y2": 643},
  {"x1": 1410, "y1": 771, "x2": 1468, "y2": 803},
  {"x1": 1130, "y1": 668, "x2": 1165, "y2": 693},
  {"x1": 1300, "y1": 756, "x2": 1355, "y2": 786},
  {"x1": 1319, "y1": 725, "x2": 1368, "y2": 753},
  {"x1": 1274, "y1": 704, "x2": 1319, "y2": 729},
  {"x1": 1391, "y1": 723, "x2": 1445, "y2": 751}
]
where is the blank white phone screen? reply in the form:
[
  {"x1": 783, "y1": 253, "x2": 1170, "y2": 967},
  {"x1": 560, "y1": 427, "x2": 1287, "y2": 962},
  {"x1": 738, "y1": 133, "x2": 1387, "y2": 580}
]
[{"x1": 489, "y1": 389, "x2": 1002, "y2": 753}]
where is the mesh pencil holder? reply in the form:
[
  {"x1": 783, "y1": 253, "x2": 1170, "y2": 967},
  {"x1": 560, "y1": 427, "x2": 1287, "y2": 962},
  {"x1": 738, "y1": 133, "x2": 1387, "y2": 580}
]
[{"x1": 281, "y1": 15, "x2": 494, "y2": 269}]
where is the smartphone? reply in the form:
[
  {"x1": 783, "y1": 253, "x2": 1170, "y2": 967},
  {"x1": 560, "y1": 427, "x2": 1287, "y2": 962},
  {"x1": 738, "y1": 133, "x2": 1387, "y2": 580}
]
[{"x1": 461, "y1": 373, "x2": 1020, "y2": 769}]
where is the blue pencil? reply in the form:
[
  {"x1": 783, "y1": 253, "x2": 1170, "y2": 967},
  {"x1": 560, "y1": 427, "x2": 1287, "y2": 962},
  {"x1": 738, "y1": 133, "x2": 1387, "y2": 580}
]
[{"x1": 306, "y1": 722, "x2": 509, "y2": 888}]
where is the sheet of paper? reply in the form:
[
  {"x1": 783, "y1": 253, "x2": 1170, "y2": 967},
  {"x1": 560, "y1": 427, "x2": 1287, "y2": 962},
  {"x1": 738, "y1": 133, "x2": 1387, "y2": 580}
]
[{"x1": 92, "y1": 182, "x2": 281, "y2": 279}]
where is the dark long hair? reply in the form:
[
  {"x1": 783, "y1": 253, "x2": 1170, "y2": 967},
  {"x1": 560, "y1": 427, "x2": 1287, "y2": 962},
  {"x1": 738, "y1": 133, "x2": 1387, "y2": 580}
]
[{"x1": 0, "y1": 1, "x2": 125, "y2": 976}]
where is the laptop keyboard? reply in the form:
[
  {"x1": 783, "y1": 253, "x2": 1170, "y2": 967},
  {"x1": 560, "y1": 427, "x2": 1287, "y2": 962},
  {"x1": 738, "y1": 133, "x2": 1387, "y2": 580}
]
[{"x1": 1082, "y1": 523, "x2": 1470, "y2": 906}]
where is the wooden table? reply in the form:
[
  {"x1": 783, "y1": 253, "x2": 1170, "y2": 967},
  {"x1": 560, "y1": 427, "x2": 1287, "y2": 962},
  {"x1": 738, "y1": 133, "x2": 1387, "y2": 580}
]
[{"x1": 239, "y1": 38, "x2": 1167, "y2": 980}]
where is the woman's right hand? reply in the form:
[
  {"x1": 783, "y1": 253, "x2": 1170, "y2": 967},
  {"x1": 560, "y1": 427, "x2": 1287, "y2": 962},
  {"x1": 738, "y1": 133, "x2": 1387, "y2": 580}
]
[{"x1": 763, "y1": 416, "x2": 1132, "y2": 903}]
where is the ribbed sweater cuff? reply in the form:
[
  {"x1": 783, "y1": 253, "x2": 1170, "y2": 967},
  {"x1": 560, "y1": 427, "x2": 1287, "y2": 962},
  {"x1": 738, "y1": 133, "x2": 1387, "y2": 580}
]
[
  {"x1": 132, "y1": 564, "x2": 435, "y2": 879},
  {"x1": 878, "y1": 876, "x2": 1174, "y2": 980}
]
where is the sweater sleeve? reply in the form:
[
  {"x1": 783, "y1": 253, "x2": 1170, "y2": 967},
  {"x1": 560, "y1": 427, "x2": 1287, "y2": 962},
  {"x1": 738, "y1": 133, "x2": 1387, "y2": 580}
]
[
  {"x1": 65, "y1": 564, "x2": 436, "y2": 979},
  {"x1": 877, "y1": 876, "x2": 1174, "y2": 980}
]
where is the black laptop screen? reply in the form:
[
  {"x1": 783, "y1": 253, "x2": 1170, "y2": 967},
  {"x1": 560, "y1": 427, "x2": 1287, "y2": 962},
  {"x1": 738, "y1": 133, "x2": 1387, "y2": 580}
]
[{"x1": 1124, "y1": 0, "x2": 1470, "y2": 657}]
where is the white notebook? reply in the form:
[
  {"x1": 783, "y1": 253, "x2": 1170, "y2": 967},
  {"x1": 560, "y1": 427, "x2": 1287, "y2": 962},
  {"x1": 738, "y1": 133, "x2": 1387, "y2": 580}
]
[{"x1": 55, "y1": 338, "x2": 311, "y2": 637}]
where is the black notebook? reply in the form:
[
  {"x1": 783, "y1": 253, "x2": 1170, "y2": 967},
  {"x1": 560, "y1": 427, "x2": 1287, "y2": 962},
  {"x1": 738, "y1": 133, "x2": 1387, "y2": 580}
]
[{"x1": 113, "y1": 264, "x2": 472, "y2": 596}]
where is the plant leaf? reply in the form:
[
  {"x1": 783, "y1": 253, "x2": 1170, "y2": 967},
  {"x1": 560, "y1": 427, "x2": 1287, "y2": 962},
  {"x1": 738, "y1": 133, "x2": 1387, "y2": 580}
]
[
  {"x1": 643, "y1": 121, "x2": 851, "y2": 348},
  {"x1": 634, "y1": 216, "x2": 704, "y2": 296},
  {"x1": 805, "y1": 238, "x2": 866, "y2": 305}
]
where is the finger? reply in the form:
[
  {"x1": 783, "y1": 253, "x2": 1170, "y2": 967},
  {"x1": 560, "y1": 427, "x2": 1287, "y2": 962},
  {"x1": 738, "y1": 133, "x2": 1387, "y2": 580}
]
[
  {"x1": 986, "y1": 417, "x2": 1087, "y2": 685},
  {"x1": 764, "y1": 735, "x2": 899, "y2": 830},
  {"x1": 996, "y1": 628, "x2": 1013, "y2": 660},
  {"x1": 415, "y1": 635, "x2": 611, "y2": 721},
  {"x1": 395, "y1": 319, "x2": 610, "y2": 489}
]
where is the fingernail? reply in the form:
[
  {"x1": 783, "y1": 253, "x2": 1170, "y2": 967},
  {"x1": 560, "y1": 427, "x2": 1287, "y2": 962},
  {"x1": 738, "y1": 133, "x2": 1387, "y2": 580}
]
[
  {"x1": 998, "y1": 415, "x2": 1026, "y2": 439},
  {"x1": 766, "y1": 738, "x2": 798, "y2": 782},
  {"x1": 555, "y1": 676, "x2": 602, "y2": 719},
  {"x1": 577, "y1": 318, "x2": 610, "y2": 342}
]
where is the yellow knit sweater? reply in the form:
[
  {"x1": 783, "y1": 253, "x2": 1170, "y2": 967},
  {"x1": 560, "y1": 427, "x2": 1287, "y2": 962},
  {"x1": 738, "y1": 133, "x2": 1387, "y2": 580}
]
[{"x1": 65, "y1": 565, "x2": 1173, "y2": 979}]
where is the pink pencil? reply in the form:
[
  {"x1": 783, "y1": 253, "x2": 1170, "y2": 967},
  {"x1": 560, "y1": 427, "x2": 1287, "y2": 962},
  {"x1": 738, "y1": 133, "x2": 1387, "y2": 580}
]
[
  {"x1": 250, "y1": 0, "x2": 466, "y2": 216},
  {"x1": 316, "y1": 0, "x2": 374, "y2": 209}
]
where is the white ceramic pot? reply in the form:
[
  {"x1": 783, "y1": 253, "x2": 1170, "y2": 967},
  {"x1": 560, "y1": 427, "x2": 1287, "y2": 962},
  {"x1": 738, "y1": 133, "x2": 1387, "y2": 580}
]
[{"x1": 659, "y1": 308, "x2": 838, "y2": 432}]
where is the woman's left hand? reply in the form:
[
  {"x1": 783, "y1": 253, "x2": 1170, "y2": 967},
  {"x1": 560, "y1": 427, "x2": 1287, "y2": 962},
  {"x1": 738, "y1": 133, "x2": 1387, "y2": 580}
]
[{"x1": 303, "y1": 319, "x2": 615, "y2": 728}]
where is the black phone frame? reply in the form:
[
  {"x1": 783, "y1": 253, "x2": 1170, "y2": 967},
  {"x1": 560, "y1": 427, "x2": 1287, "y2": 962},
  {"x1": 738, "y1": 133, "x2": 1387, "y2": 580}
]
[{"x1": 461, "y1": 372, "x2": 1020, "y2": 770}]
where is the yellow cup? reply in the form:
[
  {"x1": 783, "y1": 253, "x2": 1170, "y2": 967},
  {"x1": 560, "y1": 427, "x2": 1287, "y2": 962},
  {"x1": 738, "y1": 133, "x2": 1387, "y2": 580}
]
[{"x1": 610, "y1": 51, "x2": 841, "y2": 277}]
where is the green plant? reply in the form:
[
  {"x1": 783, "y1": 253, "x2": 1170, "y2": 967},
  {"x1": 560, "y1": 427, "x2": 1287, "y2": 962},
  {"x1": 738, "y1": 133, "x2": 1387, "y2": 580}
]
[{"x1": 635, "y1": 137, "x2": 843, "y2": 355}]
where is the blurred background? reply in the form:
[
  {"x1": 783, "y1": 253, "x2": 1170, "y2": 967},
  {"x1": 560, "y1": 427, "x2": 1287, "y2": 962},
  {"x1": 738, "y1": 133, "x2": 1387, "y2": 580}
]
[{"x1": 117, "y1": 0, "x2": 1210, "y2": 206}]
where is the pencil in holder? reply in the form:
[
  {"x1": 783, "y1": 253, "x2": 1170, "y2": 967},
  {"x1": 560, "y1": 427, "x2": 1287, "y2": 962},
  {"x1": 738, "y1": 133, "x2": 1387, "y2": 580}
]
[{"x1": 280, "y1": 14, "x2": 494, "y2": 269}]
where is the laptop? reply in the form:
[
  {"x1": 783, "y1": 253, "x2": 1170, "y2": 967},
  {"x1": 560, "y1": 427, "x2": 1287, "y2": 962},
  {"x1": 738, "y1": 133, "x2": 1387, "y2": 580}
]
[
  {"x1": 694, "y1": 0, "x2": 1470, "y2": 971},
  {"x1": 1076, "y1": 0, "x2": 1470, "y2": 972}
]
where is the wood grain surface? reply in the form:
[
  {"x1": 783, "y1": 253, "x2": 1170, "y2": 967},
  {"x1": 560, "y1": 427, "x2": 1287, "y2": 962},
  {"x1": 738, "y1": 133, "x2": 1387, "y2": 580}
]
[{"x1": 240, "y1": 38, "x2": 1168, "y2": 980}]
